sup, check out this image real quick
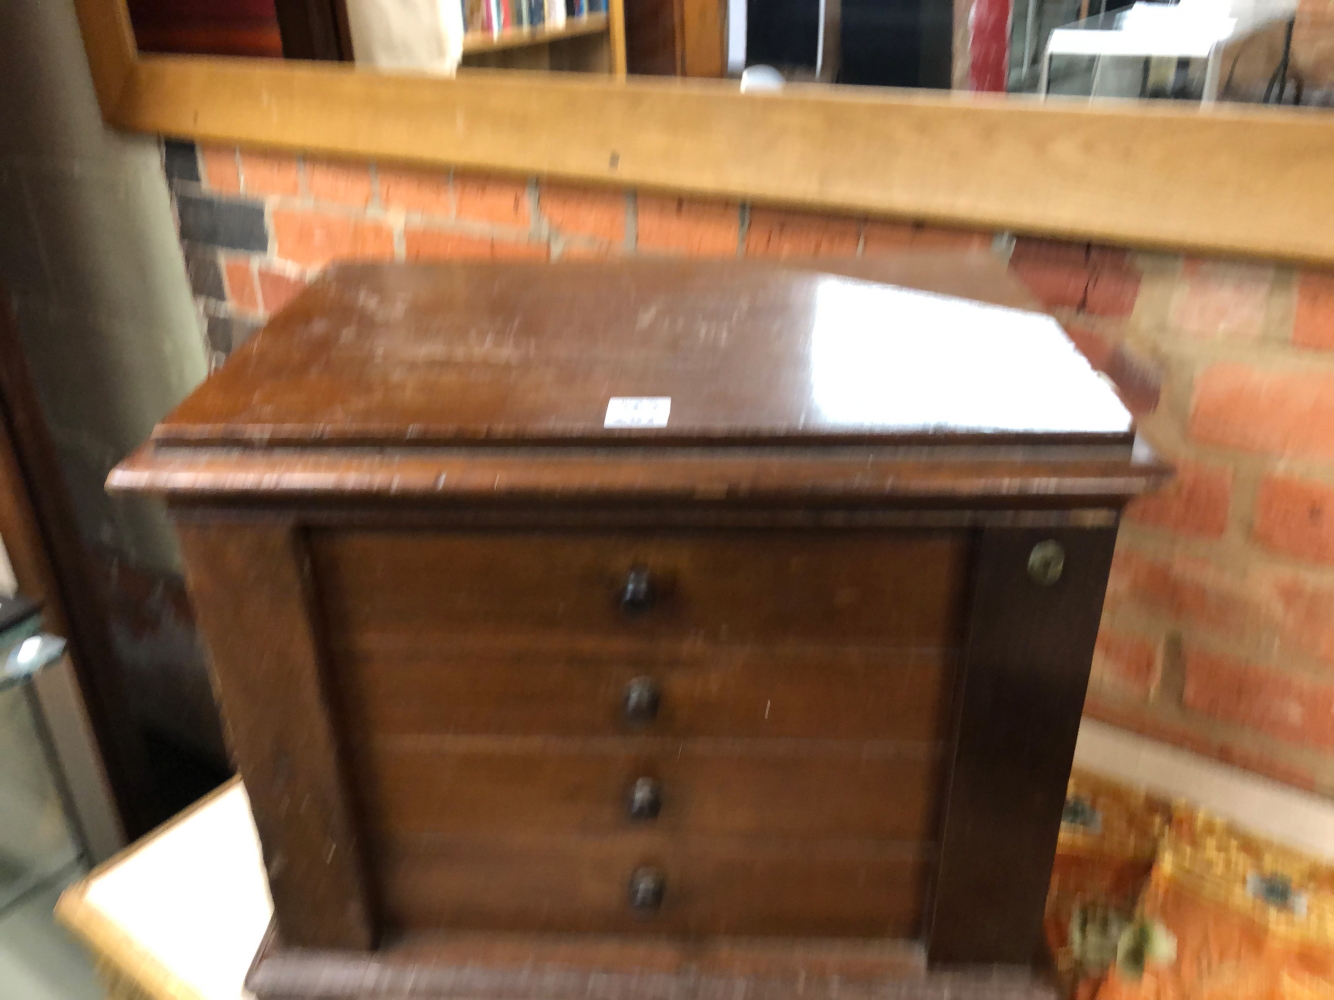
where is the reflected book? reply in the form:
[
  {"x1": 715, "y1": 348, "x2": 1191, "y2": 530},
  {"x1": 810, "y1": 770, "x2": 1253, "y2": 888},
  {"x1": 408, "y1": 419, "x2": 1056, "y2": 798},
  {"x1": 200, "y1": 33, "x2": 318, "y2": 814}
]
[{"x1": 465, "y1": 0, "x2": 487, "y2": 32}]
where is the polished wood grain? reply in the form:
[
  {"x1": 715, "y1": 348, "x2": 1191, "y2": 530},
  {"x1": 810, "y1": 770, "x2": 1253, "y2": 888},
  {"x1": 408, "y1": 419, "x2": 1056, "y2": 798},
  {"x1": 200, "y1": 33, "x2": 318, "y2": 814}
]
[
  {"x1": 153, "y1": 261, "x2": 1132, "y2": 449},
  {"x1": 623, "y1": 0, "x2": 725, "y2": 76},
  {"x1": 108, "y1": 259, "x2": 1163, "y2": 977},
  {"x1": 256, "y1": 924, "x2": 936, "y2": 983},
  {"x1": 310, "y1": 528, "x2": 968, "y2": 647},
  {"x1": 624, "y1": 0, "x2": 681, "y2": 74},
  {"x1": 928, "y1": 526, "x2": 1118, "y2": 965},
  {"x1": 174, "y1": 522, "x2": 377, "y2": 950},
  {"x1": 607, "y1": 0, "x2": 628, "y2": 76},
  {"x1": 679, "y1": 0, "x2": 724, "y2": 75},
  {"x1": 377, "y1": 834, "x2": 931, "y2": 936},
  {"x1": 249, "y1": 929, "x2": 1061, "y2": 1000},
  {"x1": 109, "y1": 446, "x2": 1165, "y2": 507},
  {"x1": 71, "y1": 0, "x2": 1334, "y2": 264},
  {"x1": 353, "y1": 737, "x2": 945, "y2": 840},
  {"x1": 110, "y1": 256, "x2": 1165, "y2": 508},
  {"x1": 328, "y1": 644, "x2": 957, "y2": 741}
]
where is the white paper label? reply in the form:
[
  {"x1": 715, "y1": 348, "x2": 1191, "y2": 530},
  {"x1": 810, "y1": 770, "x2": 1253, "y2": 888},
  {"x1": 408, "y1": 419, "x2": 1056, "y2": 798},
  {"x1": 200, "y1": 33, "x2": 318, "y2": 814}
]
[{"x1": 604, "y1": 397, "x2": 671, "y2": 428}]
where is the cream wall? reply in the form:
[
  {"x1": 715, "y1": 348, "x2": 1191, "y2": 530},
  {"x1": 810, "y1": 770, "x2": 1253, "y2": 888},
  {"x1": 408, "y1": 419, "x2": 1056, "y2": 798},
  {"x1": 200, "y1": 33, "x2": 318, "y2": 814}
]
[{"x1": 0, "y1": 0, "x2": 217, "y2": 759}]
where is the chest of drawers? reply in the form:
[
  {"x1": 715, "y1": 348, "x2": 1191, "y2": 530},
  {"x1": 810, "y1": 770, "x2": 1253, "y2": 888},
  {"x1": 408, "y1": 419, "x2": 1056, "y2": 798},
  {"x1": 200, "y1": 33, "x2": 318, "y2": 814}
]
[{"x1": 110, "y1": 254, "x2": 1165, "y2": 999}]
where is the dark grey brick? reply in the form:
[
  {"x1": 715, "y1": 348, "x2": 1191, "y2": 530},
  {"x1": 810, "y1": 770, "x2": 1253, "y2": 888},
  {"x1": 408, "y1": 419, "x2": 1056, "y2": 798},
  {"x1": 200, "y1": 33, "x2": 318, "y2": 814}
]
[
  {"x1": 177, "y1": 193, "x2": 268, "y2": 253},
  {"x1": 207, "y1": 315, "x2": 261, "y2": 355},
  {"x1": 163, "y1": 140, "x2": 201, "y2": 183},
  {"x1": 182, "y1": 243, "x2": 225, "y2": 301}
]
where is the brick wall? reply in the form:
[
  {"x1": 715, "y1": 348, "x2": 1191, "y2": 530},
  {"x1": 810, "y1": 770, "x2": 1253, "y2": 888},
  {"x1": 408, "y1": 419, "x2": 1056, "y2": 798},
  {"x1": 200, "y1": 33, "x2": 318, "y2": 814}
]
[{"x1": 162, "y1": 140, "x2": 1334, "y2": 797}]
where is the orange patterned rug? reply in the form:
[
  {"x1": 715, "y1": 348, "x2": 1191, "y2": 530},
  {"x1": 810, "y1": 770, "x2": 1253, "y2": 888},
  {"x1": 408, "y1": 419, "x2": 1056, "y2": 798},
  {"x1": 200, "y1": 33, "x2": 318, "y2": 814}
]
[{"x1": 1046, "y1": 772, "x2": 1334, "y2": 1000}]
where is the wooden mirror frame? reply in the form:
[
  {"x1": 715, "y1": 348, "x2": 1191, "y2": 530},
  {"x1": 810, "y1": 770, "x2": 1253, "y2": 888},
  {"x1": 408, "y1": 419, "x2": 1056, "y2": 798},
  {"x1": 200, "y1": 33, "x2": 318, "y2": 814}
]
[{"x1": 78, "y1": 0, "x2": 1334, "y2": 263}]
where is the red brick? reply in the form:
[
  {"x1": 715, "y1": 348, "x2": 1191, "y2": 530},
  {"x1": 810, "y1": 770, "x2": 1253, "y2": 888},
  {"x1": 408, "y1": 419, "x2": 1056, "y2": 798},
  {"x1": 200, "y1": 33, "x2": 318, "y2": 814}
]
[
  {"x1": 558, "y1": 242, "x2": 622, "y2": 260},
  {"x1": 539, "y1": 185, "x2": 625, "y2": 245},
  {"x1": 379, "y1": 166, "x2": 453, "y2": 216},
  {"x1": 744, "y1": 208, "x2": 859, "y2": 258},
  {"x1": 1088, "y1": 245, "x2": 1135, "y2": 269},
  {"x1": 306, "y1": 159, "x2": 374, "y2": 207},
  {"x1": 222, "y1": 257, "x2": 259, "y2": 314},
  {"x1": 636, "y1": 196, "x2": 739, "y2": 256},
  {"x1": 1009, "y1": 237, "x2": 1090, "y2": 267},
  {"x1": 1189, "y1": 363, "x2": 1334, "y2": 460},
  {"x1": 257, "y1": 269, "x2": 308, "y2": 315},
  {"x1": 1091, "y1": 628, "x2": 1160, "y2": 697},
  {"x1": 199, "y1": 145, "x2": 241, "y2": 193},
  {"x1": 1083, "y1": 696, "x2": 1318, "y2": 791},
  {"x1": 1293, "y1": 271, "x2": 1334, "y2": 350},
  {"x1": 1256, "y1": 568, "x2": 1334, "y2": 666},
  {"x1": 1254, "y1": 474, "x2": 1334, "y2": 564},
  {"x1": 1183, "y1": 647, "x2": 1334, "y2": 752},
  {"x1": 1009, "y1": 260, "x2": 1088, "y2": 310},
  {"x1": 403, "y1": 228, "x2": 548, "y2": 261},
  {"x1": 907, "y1": 226, "x2": 992, "y2": 251},
  {"x1": 1106, "y1": 546, "x2": 1334, "y2": 666},
  {"x1": 1106, "y1": 548, "x2": 1244, "y2": 630},
  {"x1": 453, "y1": 174, "x2": 529, "y2": 228},
  {"x1": 1084, "y1": 267, "x2": 1140, "y2": 317},
  {"x1": 859, "y1": 221, "x2": 916, "y2": 250},
  {"x1": 271, "y1": 209, "x2": 395, "y2": 269},
  {"x1": 1169, "y1": 260, "x2": 1272, "y2": 340},
  {"x1": 862, "y1": 220, "x2": 990, "y2": 254},
  {"x1": 240, "y1": 150, "x2": 301, "y2": 197},
  {"x1": 1125, "y1": 457, "x2": 1232, "y2": 538},
  {"x1": 1063, "y1": 324, "x2": 1117, "y2": 371},
  {"x1": 1008, "y1": 239, "x2": 1129, "y2": 270}
]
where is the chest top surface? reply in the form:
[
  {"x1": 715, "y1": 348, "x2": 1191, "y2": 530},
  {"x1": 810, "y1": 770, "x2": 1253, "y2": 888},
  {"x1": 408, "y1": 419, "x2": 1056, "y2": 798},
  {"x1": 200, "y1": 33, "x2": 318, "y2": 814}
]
[{"x1": 154, "y1": 257, "x2": 1132, "y2": 449}]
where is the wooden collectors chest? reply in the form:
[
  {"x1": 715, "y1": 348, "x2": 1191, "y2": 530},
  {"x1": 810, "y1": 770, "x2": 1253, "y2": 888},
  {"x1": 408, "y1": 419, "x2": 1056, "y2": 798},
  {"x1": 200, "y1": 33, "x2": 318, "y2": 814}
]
[{"x1": 109, "y1": 254, "x2": 1165, "y2": 999}]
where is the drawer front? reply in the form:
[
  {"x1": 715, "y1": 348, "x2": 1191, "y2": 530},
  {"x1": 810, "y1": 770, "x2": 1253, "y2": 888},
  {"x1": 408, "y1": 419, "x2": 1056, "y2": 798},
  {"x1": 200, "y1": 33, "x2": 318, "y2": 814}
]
[
  {"x1": 379, "y1": 835, "x2": 930, "y2": 937},
  {"x1": 357, "y1": 738, "x2": 945, "y2": 842},
  {"x1": 312, "y1": 529, "x2": 968, "y2": 648},
  {"x1": 333, "y1": 646, "x2": 957, "y2": 742}
]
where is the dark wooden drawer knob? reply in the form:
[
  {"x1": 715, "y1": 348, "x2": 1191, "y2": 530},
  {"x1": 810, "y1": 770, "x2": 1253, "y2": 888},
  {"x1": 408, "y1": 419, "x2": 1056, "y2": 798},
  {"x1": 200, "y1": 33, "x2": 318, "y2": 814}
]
[
  {"x1": 619, "y1": 566, "x2": 655, "y2": 616},
  {"x1": 628, "y1": 867, "x2": 665, "y2": 912},
  {"x1": 626, "y1": 777, "x2": 662, "y2": 820},
  {"x1": 622, "y1": 676, "x2": 661, "y2": 724}
]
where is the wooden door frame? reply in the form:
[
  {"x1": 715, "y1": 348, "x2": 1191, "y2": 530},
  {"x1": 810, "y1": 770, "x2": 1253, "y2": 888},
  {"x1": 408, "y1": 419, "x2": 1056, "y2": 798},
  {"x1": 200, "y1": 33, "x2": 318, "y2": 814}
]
[{"x1": 0, "y1": 291, "x2": 155, "y2": 839}]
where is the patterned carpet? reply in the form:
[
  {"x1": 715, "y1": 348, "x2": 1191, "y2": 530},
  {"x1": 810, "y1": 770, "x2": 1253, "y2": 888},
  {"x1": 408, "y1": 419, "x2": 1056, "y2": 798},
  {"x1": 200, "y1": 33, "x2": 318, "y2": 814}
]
[{"x1": 1046, "y1": 772, "x2": 1334, "y2": 999}]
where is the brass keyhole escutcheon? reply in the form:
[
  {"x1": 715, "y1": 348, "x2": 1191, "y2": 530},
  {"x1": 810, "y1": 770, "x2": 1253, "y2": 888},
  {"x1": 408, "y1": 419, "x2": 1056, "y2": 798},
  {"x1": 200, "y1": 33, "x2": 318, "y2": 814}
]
[{"x1": 1028, "y1": 540, "x2": 1065, "y2": 586}]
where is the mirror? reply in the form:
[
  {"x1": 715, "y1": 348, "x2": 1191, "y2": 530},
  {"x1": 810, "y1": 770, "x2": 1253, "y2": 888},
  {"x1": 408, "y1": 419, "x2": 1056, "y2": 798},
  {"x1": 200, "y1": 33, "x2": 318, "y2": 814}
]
[
  {"x1": 126, "y1": 0, "x2": 627, "y2": 73},
  {"x1": 725, "y1": 0, "x2": 1313, "y2": 102},
  {"x1": 123, "y1": 0, "x2": 1326, "y2": 106}
]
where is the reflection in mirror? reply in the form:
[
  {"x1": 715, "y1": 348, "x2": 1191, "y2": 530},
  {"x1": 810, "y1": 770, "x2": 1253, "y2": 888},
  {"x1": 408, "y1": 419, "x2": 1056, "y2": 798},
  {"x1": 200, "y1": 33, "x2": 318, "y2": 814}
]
[
  {"x1": 725, "y1": 0, "x2": 952, "y2": 87},
  {"x1": 718, "y1": 0, "x2": 1323, "y2": 102},
  {"x1": 124, "y1": 0, "x2": 1332, "y2": 105},
  {"x1": 127, "y1": 0, "x2": 625, "y2": 73},
  {"x1": 127, "y1": 0, "x2": 287, "y2": 58},
  {"x1": 1008, "y1": 0, "x2": 1314, "y2": 103}
]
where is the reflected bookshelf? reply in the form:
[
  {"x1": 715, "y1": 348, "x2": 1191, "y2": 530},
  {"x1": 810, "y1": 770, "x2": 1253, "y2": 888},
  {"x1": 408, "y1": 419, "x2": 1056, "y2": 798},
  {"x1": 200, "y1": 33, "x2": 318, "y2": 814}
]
[{"x1": 460, "y1": 0, "x2": 625, "y2": 73}]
